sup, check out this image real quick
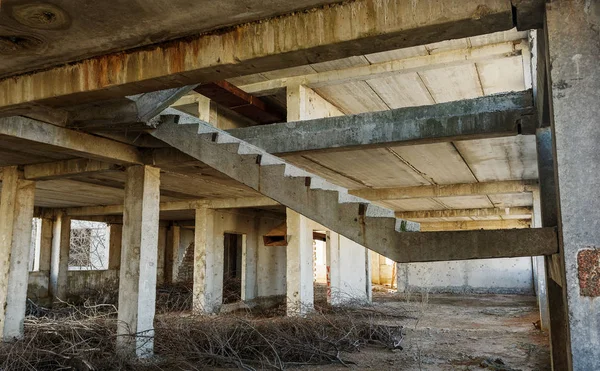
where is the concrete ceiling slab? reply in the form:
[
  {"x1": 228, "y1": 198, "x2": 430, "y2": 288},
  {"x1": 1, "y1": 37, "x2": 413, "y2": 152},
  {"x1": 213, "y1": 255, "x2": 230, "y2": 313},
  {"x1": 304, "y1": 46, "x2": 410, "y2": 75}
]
[{"x1": 0, "y1": 0, "x2": 340, "y2": 77}]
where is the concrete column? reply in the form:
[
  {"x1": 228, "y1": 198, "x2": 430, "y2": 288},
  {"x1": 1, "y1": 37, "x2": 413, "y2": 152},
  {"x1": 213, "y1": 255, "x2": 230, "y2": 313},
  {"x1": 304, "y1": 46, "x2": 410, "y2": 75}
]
[
  {"x1": 241, "y1": 229, "x2": 258, "y2": 302},
  {"x1": 108, "y1": 223, "x2": 122, "y2": 270},
  {"x1": 286, "y1": 208, "x2": 314, "y2": 316},
  {"x1": 164, "y1": 225, "x2": 181, "y2": 284},
  {"x1": 193, "y1": 207, "x2": 221, "y2": 313},
  {"x1": 116, "y1": 165, "x2": 160, "y2": 358},
  {"x1": 49, "y1": 212, "x2": 70, "y2": 302},
  {"x1": 531, "y1": 189, "x2": 549, "y2": 331},
  {"x1": 370, "y1": 250, "x2": 381, "y2": 285},
  {"x1": 38, "y1": 218, "x2": 54, "y2": 273},
  {"x1": 546, "y1": 2, "x2": 600, "y2": 369},
  {"x1": 326, "y1": 231, "x2": 371, "y2": 306},
  {"x1": 0, "y1": 167, "x2": 35, "y2": 341},
  {"x1": 536, "y1": 127, "x2": 569, "y2": 371},
  {"x1": 287, "y1": 85, "x2": 343, "y2": 121},
  {"x1": 156, "y1": 226, "x2": 167, "y2": 285}
]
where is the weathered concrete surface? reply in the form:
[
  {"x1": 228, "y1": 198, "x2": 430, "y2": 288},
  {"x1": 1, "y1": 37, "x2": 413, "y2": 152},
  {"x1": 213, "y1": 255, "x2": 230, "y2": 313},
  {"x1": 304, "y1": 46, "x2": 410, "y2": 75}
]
[
  {"x1": 546, "y1": 1, "x2": 600, "y2": 369},
  {"x1": 192, "y1": 207, "x2": 220, "y2": 313},
  {"x1": 327, "y1": 232, "x2": 371, "y2": 305},
  {"x1": 108, "y1": 224, "x2": 123, "y2": 271},
  {"x1": 0, "y1": 0, "x2": 516, "y2": 109},
  {"x1": 286, "y1": 209, "x2": 314, "y2": 316},
  {"x1": 0, "y1": 0, "x2": 344, "y2": 78},
  {"x1": 0, "y1": 167, "x2": 35, "y2": 341},
  {"x1": 395, "y1": 228, "x2": 558, "y2": 263},
  {"x1": 117, "y1": 165, "x2": 160, "y2": 358},
  {"x1": 397, "y1": 257, "x2": 534, "y2": 295},
  {"x1": 0, "y1": 116, "x2": 143, "y2": 165},
  {"x1": 65, "y1": 196, "x2": 278, "y2": 217},
  {"x1": 228, "y1": 91, "x2": 536, "y2": 155},
  {"x1": 152, "y1": 110, "x2": 422, "y2": 263},
  {"x1": 350, "y1": 180, "x2": 537, "y2": 200},
  {"x1": 396, "y1": 207, "x2": 532, "y2": 220},
  {"x1": 23, "y1": 159, "x2": 119, "y2": 180},
  {"x1": 419, "y1": 220, "x2": 530, "y2": 231},
  {"x1": 49, "y1": 213, "x2": 70, "y2": 301},
  {"x1": 532, "y1": 190, "x2": 550, "y2": 331}
]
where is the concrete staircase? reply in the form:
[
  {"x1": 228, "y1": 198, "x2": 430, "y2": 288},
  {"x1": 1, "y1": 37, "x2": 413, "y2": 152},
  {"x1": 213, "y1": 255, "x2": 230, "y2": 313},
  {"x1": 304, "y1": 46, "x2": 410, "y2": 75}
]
[{"x1": 151, "y1": 109, "x2": 419, "y2": 262}]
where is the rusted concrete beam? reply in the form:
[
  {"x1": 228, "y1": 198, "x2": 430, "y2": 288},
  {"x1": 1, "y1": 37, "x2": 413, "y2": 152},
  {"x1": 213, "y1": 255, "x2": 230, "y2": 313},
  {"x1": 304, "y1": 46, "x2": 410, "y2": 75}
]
[
  {"x1": 0, "y1": 0, "x2": 517, "y2": 110},
  {"x1": 194, "y1": 81, "x2": 284, "y2": 124}
]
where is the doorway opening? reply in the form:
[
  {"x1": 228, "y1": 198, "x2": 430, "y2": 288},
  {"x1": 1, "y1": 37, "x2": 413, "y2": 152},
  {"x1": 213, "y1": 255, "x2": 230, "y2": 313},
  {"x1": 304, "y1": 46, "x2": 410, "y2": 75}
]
[{"x1": 223, "y1": 233, "x2": 243, "y2": 304}]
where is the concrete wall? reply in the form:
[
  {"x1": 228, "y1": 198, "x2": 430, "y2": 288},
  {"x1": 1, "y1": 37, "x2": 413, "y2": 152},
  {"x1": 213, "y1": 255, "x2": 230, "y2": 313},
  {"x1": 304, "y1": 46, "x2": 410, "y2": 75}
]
[
  {"x1": 26, "y1": 210, "x2": 287, "y2": 306},
  {"x1": 256, "y1": 216, "x2": 287, "y2": 298},
  {"x1": 397, "y1": 257, "x2": 534, "y2": 295}
]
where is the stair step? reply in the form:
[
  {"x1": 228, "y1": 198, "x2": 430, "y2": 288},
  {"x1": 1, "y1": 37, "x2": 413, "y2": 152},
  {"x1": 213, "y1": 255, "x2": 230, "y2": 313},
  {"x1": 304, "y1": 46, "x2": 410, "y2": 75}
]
[{"x1": 150, "y1": 110, "x2": 419, "y2": 262}]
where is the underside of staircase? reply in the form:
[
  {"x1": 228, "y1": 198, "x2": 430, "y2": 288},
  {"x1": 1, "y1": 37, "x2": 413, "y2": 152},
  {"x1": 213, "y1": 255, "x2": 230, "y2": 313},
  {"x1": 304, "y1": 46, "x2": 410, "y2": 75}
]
[{"x1": 150, "y1": 108, "x2": 419, "y2": 262}]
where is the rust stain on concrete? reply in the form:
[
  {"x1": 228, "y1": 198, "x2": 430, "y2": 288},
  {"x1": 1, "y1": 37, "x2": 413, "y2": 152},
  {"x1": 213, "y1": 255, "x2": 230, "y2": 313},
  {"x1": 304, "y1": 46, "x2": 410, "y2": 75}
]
[{"x1": 578, "y1": 248, "x2": 600, "y2": 297}]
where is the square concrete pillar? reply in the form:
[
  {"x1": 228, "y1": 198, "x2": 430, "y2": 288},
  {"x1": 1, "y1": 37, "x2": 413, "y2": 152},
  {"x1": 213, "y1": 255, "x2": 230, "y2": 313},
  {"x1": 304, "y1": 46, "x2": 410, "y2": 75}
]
[
  {"x1": 164, "y1": 224, "x2": 181, "y2": 284},
  {"x1": 326, "y1": 231, "x2": 371, "y2": 306},
  {"x1": 38, "y1": 217, "x2": 54, "y2": 273},
  {"x1": 546, "y1": 2, "x2": 600, "y2": 368},
  {"x1": 531, "y1": 189, "x2": 549, "y2": 331},
  {"x1": 193, "y1": 207, "x2": 222, "y2": 313},
  {"x1": 286, "y1": 208, "x2": 314, "y2": 316},
  {"x1": 49, "y1": 212, "x2": 70, "y2": 302},
  {"x1": 108, "y1": 223, "x2": 122, "y2": 271},
  {"x1": 241, "y1": 231, "x2": 258, "y2": 302},
  {"x1": 0, "y1": 167, "x2": 35, "y2": 341},
  {"x1": 117, "y1": 165, "x2": 160, "y2": 358}
]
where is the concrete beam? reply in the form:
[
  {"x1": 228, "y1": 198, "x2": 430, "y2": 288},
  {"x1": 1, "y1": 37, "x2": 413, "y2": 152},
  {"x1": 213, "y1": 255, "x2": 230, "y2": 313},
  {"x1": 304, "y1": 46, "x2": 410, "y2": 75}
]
[
  {"x1": 286, "y1": 208, "x2": 314, "y2": 316},
  {"x1": 393, "y1": 227, "x2": 557, "y2": 263},
  {"x1": 0, "y1": 116, "x2": 143, "y2": 165},
  {"x1": 64, "y1": 196, "x2": 279, "y2": 216},
  {"x1": 241, "y1": 41, "x2": 525, "y2": 96},
  {"x1": 23, "y1": 159, "x2": 121, "y2": 180},
  {"x1": 228, "y1": 91, "x2": 536, "y2": 154},
  {"x1": 117, "y1": 165, "x2": 160, "y2": 357},
  {"x1": 350, "y1": 180, "x2": 538, "y2": 201},
  {"x1": 193, "y1": 207, "x2": 221, "y2": 313},
  {"x1": 194, "y1": 81, "x2": 284, "y2": 124},
  {"x1": 0, "y1": 0, "x2": 519, "y2": 109},
  {"x1": 419, "y1": 219, "x2": 530, "y2": 231},
  {"x1": 68, "y1": 86, "x2": 196, "y2": 131},
  {"x1": 49, "y1": 212, "x2": 70, "y2": 302},
  {"x1": 0, "y1": 167, "x2": 35, "y2": 341},
  {"x1": 396, "y1": 207, "x2": 532, "y2": 220}
]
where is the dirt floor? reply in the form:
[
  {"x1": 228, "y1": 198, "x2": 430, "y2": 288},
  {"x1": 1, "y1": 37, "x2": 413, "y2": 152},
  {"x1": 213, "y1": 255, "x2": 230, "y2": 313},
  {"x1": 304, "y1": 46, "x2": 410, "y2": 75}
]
[
  {"x1": 3, "y1": 285, "x2": 550, "y2": 370},
  {"x1": 311, "y1": 289, "x2": 550, "y2": 371}
]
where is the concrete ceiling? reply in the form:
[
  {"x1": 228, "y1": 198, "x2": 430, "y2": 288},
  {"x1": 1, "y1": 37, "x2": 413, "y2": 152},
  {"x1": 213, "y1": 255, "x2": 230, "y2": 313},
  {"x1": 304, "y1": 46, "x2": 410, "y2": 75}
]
[{"x1": 0, "y1": 0, "x2": 340, "y2": 78}]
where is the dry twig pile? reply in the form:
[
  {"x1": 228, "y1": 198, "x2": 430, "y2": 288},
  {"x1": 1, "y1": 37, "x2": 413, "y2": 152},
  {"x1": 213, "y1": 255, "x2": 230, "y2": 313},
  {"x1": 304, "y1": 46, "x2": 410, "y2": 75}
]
[{"x1": 1, "y1": 301, "x2": 406, "y2": 370}]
